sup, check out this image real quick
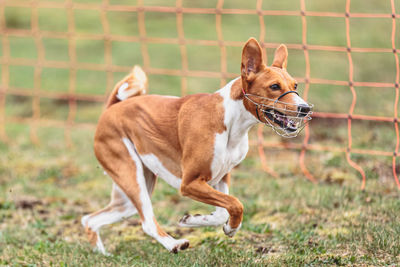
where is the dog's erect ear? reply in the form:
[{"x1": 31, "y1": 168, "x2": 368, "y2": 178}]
[
  {"x1": 271, "y1": 44, "x2": 288, "y2": 69},
  {"x1": 241, "y1": 38, "x2": 264, "y2": 84}
]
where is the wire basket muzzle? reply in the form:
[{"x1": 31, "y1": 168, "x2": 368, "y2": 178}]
[{"x1": 260, "y1": 100, "x2": 313, "y2": 138}]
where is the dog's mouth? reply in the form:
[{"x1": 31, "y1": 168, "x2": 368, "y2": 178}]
[
  {"x1": 242, "y1": 92, "x2": 313, "y2": 138},
  {"x1": 263, "y1": 109, "x2": 299, "y2": 133}
]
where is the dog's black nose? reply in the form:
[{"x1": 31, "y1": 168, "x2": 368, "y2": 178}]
[{"x1": 297, "y1": 104, "x2": 311, "y2": 116}]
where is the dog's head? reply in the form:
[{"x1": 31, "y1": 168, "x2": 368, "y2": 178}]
[{"x1": 240, "y1": 38, "x2": 313, "y2": 137}]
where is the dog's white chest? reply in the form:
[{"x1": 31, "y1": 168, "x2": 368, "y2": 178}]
[
  {"x1": 209, "y1": 132, "x2": 249, "y2": 186},
  {"x1": 207, "y1": 78, "x2": 258, "y2": 186}
]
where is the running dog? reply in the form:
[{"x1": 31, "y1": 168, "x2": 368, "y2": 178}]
[{"x1": 81, "y1": 38, "x2": 313, "y2": 254}]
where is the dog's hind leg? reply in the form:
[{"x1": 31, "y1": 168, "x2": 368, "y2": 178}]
[
  {"x1": 178, "y1": 174, "x2": 230, "y2": 228},
  {"x1": 82, "y1": 167, "x2": 157, "y2": 255},
  {"x1": 93, "y1": 136, "x2": 189, "y2": 253},
  {"x1": 120, "y1": 138, "x2": 189, "y2": 253},
  {"x1": 81, "y1": 182, "x2": 137, "y2": 255}
]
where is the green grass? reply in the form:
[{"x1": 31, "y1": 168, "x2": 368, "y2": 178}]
[
  {"x1": 1, "y1": 0, "x2": 400, "y2": 265},
  {"x1": 0, "y1": 133, "x2": 399, "y2": 266}
]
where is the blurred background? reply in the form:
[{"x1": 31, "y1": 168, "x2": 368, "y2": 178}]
[{"x1": 1, "y1": 0, "x2": 400, "y2": 265}]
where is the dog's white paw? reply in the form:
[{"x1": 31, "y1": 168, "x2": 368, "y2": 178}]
[
  {"x1": 178, "y1": 210, "x2": 229, "y2": 228},
  {"x1": 178, "y1": 214, "x2": 210, "y2": 227},
  {"x1": 223, "y1": 222, "x2": 241, "y2": 237},
  {"x1": 178, "y1": 214, "x2": 194, "y2": 227},
  {"x1": 170, "y1": 239, "x2": 190, "y2": 254}
]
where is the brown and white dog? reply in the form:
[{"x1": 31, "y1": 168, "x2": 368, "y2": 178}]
[{"x1": 81, "y1": 38, "x2": 312, "y2": 254}]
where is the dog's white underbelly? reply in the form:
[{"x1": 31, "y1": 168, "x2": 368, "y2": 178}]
[
  {"x1": 208, "y1": 132, "x2": 249, "y2": 186},
  {"x1": 138, "y1": 153, "x2": 182, "y2": 189},
  {"x1": 137, "y1": 133, "x2": 248, "y2": 189}
]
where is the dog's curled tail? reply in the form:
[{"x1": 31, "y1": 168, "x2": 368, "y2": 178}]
[{"x1": 105, "y1": 65, "x2": 148, "y2": 108}]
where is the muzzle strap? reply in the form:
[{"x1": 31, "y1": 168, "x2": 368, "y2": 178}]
[
  {"x1": 276, "y1": 90, "x2": 299, "y2": 102},
  {"x1": 255, "y1": 105, "x2": 262, "y2": 121}
]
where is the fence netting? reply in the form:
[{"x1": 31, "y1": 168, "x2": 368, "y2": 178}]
[{"x1": 0, "y1": 0, "x2": 399, "y2": 189}]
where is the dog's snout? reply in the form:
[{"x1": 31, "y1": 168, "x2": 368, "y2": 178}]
[{"x1": 297, "y1": 104, "x2": 311, "y2": 116}]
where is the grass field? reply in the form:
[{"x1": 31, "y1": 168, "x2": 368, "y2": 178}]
[
  {"x1": 1, "y1": 135, "x2": 400, "y2": 266},
  {"x1": 1, "y1": 0, "x2": 400, "y2": 266}
]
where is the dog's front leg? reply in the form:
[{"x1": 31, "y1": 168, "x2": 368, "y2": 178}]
[
  {"x1": 179, "y1": 174, "x2": 230, "y2": 228},
  {"x1": 180, "y1": 175, "x2": 243, "y2": 237}
]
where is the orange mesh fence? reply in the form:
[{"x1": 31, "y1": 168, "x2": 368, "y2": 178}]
[{"x1": 0, "y1": 0, "x2": 399, "y2": 189}]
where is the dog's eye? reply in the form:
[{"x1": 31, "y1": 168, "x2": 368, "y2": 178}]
[
  {"x1": 270, "y1": 84, "x2": 280, "y2": 91},
  {"x1": 294, "y1": 84, "x2": 298, "y2": 90}
]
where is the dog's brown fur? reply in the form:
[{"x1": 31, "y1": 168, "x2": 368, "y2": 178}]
[{"x1": 82, "y1": 38, "x2": 305, "y2": 254}]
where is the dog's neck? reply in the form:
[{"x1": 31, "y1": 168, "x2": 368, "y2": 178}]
[{"x1": 217, "y1": 77, "x2": 259, "y2": 145}]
